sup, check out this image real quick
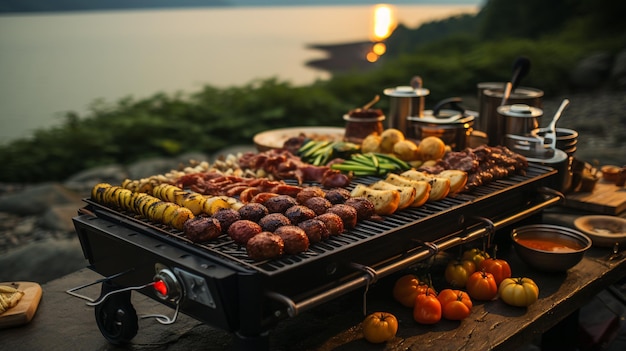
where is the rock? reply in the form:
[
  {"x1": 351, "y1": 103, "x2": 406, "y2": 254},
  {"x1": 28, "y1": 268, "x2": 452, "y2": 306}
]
[
  {"x1": 126, "y1": 156, "x2": 179, "y2": 180},
  {"x1": 610, "y1": 48, "x2": 626, "y2": 89},
  {"x1": 570, "y1": 52, "x2": 613, "y2": 89},
  {"x1": 0, "y1": 238, "x2": 84, "y2": 284},
  {"x1": 0, "y1": 182, "x2": 83, "y2": 216},
  {"x1": 64, "y1": 163, "x2": 128, "y2": 196},
  {"x1": 40, "y1": 203, "x2": 83, "y2": 232}
]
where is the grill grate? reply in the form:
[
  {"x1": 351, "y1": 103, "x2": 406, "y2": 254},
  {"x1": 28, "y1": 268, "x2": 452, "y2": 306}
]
[{"x1": 84, "y1": 163, "x2": 556, "y2": 276}]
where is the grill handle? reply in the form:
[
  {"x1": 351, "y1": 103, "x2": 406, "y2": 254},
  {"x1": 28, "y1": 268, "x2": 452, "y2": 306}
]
[{"x1": 267, "y1": 192, "x2": 562, "y2": 317}]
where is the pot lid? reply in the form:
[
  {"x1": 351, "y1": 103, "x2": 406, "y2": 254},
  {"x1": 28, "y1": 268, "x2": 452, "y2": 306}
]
[
  {"x1": 497, "y1": 104, "x2": 543, "y2": 118},
  {"x1": 383, "y1": 85, "x2": 430, "y2": 98},
  {"x1": 410, "y1": 109, "x2": 475, "y2": 125}
]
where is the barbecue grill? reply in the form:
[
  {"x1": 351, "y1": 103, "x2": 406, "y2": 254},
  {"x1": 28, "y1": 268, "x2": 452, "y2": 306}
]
[{"x1": 67, "y1": 163, "x2": 562, "y2": 350}]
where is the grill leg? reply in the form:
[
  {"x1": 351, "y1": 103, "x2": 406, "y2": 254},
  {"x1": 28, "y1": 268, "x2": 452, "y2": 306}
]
[
  {"x1": 233, "y1": 331, "x2": 270, "y2": 351},
  {"x1": 236, "y1": 272, "x2": 270, "y2": 351}
]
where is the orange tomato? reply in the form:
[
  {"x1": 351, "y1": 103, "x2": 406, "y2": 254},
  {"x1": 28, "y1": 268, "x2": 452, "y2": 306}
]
[
  {"x1": 479, "y1": 258, "x2": 512, "y2": 286},
  {"x1": 392, "y1": 274, "x2": 437, "y2": 308},
  {"x1": 466, "y1": 270, "x2": 498, "y2": 301},
  {"x1": 362, "y1": 312, "x2": 398, "y2": 343},
  {"x1": 438, "y1": 288, "x2": 473, "y2": 321},
  {"x1": 413, "y1": 291, "x2": 442, "y2": 324}
]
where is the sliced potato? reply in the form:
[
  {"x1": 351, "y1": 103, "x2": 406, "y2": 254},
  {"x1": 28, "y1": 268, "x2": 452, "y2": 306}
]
[
  {"x1": 370, "y1": 180, "x2": 416, "y2": 210},
  {"x1": 399, "y1": 170, "x2": 450, "y2": 201},
  {"x1": 384, "y1": 174, "x2": 431, "y2": 207},
  {"x1": 350, "y1": 184, "x2": 400, "y2": 215},
  {"x1": 438, "y1": 170, "x2": 468, "y2": 194}
]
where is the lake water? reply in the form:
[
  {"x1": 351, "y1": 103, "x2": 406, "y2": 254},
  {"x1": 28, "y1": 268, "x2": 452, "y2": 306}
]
[{"x1": 0, "y1": 4, "x2": 479, "y2": 144}]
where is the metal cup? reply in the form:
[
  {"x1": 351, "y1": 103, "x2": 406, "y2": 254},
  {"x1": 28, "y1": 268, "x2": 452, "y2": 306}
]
[{"x1": 383, "y1": 86, "x2": 430, "y2": 136}]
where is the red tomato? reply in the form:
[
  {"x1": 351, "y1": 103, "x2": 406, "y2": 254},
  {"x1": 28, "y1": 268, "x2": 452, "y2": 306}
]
[
  {"x1": 392, "y1": 274, "x2": 437, "y2": 308},
  {"x1": 413, "y1": 291, "x2": 442, "y2": 324},
  {"x1": 437, "y1": 289, "x2": 473, "y2": 321},
  {"x1": 466, "y1": 270, "x2": 498, "y2": 301},
  {"x1": 444, "y1": 259, "x2": 476, "y2": 288},
  {"x1": 479, "y1": 258, "x2": 512, "y2": 286}
]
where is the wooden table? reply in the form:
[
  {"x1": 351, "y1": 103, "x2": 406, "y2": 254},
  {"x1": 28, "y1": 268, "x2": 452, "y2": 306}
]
[{"x1": 1, "y1": 209, "x2": 625, "y2": 351}]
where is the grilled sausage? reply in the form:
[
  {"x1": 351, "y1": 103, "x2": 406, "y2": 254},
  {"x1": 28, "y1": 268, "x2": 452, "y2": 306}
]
[
  {"x1": 258, "y1": 213, "x2": 291, "y2": 232},
  {"x1": 324, "y1": 187, "x2": 351, "y2": 205},
  {"x1": 315, "y1": 212, "x2": 344, "y2": 236},
  {"x1": 183, "y1": 216, "x2": 222, "y2": 242},
  {"x1": 296, "y1": 186, "x2": 326, "y2": 205},
  {"x1": 212, "y1": 208, "x2": 241, "y2": 233},
  {"x1": 326, "y1": 204, "x2": 358, "y2": 229},
  {"x1": 298, "y1": 218, "x2": 330, "y2": 243},
  {"x1": 227, "y1": 219, "x2": 262, "y2": 246},
  {"x1": 274, "y1": 225, "x2": 310, "y2": 254},
  {"x1": 246, "y1": 232, "x2": 284, "y2": 261},
  {"x1": 344, "y1": 197, "x2": 376, "y2": 221},
  {"x1": 264, "y1": 195, "x2": 298, "y2": 214},
  {"x1": 284, "y1": 205, "x2": 316, "y2": 225},
  {"x1": 238, "y1": 202, "x2": 269, "y2": 223},
  {"x1": 303, "y1": 196, "x2": 332, "y2": 216}
]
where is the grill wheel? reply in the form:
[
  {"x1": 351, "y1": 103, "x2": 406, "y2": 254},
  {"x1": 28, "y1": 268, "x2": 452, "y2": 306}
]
[{"x1": 94, "y1": 281, "x2": 139, "y2": 345}]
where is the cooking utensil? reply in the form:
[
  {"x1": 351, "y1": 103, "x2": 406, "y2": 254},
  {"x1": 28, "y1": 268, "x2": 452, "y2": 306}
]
[
  {"x1": 544, "y1": 99, "x2": 570, "y2": 150},
  {"x1": 511, "y1": 56, "x2": 531, "y2": 91},
  {"x1": 362, "y1": 94, "x2": 380, "y2": 110},
  {"x1": 500, "y1": 56, "x2": 531, "y2": 106}
]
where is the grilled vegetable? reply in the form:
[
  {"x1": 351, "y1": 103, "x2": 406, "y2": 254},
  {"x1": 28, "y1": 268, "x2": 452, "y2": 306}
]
[
  {"x1": 91, "y1": 183, "x2": 194, "y2": 230},
  {"x1": 297, "y1": 140, "x2": 360, "y2": 166},
  {"x1": 330, "y1": 152, "x2": 411, "y2": 177},
  {"x1": 151, "y1": 183, "x2": 242, "y2": 215}
]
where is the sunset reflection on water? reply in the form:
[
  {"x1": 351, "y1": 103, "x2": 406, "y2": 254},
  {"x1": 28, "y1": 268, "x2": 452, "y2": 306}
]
[{"x1": 368, "y1": 4, "x2": 397, "y2": 62}]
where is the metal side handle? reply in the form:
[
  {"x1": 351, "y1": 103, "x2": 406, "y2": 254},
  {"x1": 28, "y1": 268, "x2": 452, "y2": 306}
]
[
  {"x1": 65, "y1": 271, "x2": 180, "y2": 325},
  {"x1": 267, "y1": 192, "x2": 561, "y2": 317}
]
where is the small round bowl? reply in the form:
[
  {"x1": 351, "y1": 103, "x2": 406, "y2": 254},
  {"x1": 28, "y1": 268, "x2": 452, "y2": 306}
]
[
  {"x1": 574, "y1": 215, "x2": 626, "y2": 248},
  {"x1": 601, "y1": 165, "x2": 621, "y2": 183},
  {"x1": 511, "y1": 224, "x2": 592, "y2": 272}
]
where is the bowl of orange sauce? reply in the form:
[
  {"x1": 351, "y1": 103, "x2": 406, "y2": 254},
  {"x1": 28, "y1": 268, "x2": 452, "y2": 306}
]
[{"x1": 511, "y1": 224, "x2": 592, "y2": 272}]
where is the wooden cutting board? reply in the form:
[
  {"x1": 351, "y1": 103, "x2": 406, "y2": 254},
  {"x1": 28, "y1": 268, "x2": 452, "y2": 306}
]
[
  {"x1": 0, "y1": 282, "x2": 42, "y2": 329},
  {"x1": 564, "y1": 180, "x2": 626, "y2": 215}
]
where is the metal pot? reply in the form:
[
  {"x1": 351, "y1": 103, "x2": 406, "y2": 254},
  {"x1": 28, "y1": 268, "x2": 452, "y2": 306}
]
[
  {"x1": 497, "y1": 104, "x2": 543, "y2": 144},
  {"x1": 383, "y1": 77, "x2": 430, "y2": 135},
  {"x1": 526, "y1": 148, "x2": 572, "y2": 193},
  {"x1": 476, "y1": 83, "x2": 543, "y2": 146},
  {"x1": 408, "y1": 97, "x2": 476, "y2": 151}
]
